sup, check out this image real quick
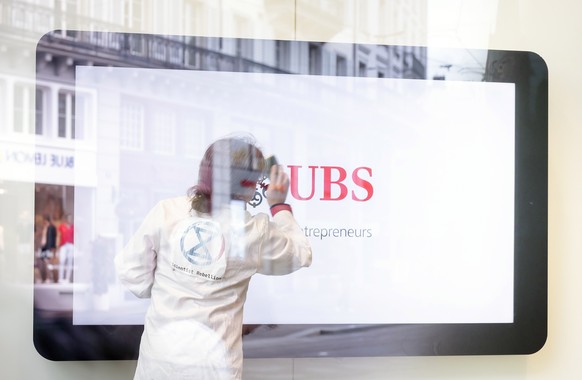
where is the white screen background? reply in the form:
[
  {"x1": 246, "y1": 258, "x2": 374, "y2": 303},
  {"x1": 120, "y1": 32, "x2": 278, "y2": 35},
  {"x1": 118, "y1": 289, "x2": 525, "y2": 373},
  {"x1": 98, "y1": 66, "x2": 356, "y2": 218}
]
[{"x1": 73, "y1": 67, "x2": 515, "y2": 325}]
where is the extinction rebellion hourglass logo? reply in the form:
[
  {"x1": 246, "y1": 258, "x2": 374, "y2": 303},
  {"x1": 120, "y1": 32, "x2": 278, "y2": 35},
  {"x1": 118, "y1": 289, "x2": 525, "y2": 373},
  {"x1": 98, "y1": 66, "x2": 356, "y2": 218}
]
[
  {"x1": 180, "y1": 221, "x2": 225, "y2": 266},
  {"x1": 172, "y1": 219, "x2": 226, "y2": 281}
]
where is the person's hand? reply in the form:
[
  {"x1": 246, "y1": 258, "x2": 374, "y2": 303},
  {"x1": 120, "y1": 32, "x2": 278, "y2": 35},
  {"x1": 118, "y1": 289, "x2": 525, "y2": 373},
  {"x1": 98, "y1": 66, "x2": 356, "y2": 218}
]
[{"x1": 266, "y1": 165, "x2": 289, "y2": 206}]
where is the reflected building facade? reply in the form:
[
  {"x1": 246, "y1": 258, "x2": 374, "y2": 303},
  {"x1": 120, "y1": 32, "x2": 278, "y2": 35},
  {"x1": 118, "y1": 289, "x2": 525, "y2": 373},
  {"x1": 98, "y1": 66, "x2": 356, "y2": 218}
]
[{"x1": 0, "y1": 0, "x2": 427, "y2": 293}]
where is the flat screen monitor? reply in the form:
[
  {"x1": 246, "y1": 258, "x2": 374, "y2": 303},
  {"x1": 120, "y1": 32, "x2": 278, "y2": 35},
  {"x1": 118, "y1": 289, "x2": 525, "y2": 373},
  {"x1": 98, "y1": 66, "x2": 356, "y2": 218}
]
[{"x1": 33, "y1": 31, "x2": 547, "y2": 360}]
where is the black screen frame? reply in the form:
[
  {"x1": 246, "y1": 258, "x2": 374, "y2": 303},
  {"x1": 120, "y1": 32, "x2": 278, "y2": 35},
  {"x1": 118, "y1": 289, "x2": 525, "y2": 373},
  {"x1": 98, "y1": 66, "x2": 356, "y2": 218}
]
[{"x1": 33, "y1": 30, "x2": 547, "y2": 360}]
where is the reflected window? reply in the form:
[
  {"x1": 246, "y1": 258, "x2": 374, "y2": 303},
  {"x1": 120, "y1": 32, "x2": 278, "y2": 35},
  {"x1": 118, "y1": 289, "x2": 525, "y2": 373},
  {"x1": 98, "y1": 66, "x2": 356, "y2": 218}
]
[
  {"x1": 129, "y1": 34, "x2": 146, "y2": 56},
  {"x1": 58, "y1": 90, "x2": 75, "y2": 139},
  {"x1": 168, "y1": 41, "x2": 184, "y2": 65},
  {"x1": 236, "y1": 39, "x2": 254, "y2": 61},
  {"x1": 74, "y1": 94, "x2": 87, "y2": 140},
  {"x1": 123, "y1": 0, "x2": 143, "y2": 28},
  {"x1": 63, "y1": 0, "x2": 77, "y2": 12},
  {"x1": 61, "y1": 0, "x2": 78, "y2": 38},
  {"x1": 11, "y1": 4, "x2": 26, "y2": 29},
  {"x1": 151, "y1": 38, "x2": 167, "y2": 61},
  {"x1": 35, "y1": 88, "x2": 45, "y2": 135},
  {"x1": 357, "y1": 1, "x2": 367, "y2": 32},
  {"x1": 120, "y1": 101, "x2": 144, "y2": 150},
  {"x1": 377, "y1": 60, "x2": 387, "y2": 78},
  {"x1": 118, "y1": 188, "x2": 148, "y2": 241},
  {"x1": 184, "y1": 1, "x2": 205, "y2": 35},
  {"x1": 152, "y1": 109, "x2": 176, "y2": 155},
  {"x1": 13, "y1": 83, "x2": 35, "y2": 134},
  {"x1": 89, "y1": 31, "x2": 120, "y2": 50},
  {"x1": 275, "y1": 41, "x2": 291, "y2": 71},
  {"x1": 336, "y1": 54, "x2": 347, "y2": 76},
  {"x1": 235, "y1": 16, "x2": 254, "y2": 59},
  {"x1": 182, "y1": 119, "x2": 206, "y2": 159},
  {"x1": 394, "y1": 47, "x2": 401, "y2": 60},
  {"x1": 308, "y1": 43, "x2": 322, "y2": 75},
  {"x1": 358, "y1": 61, "x2": 367, "y2": 77}
]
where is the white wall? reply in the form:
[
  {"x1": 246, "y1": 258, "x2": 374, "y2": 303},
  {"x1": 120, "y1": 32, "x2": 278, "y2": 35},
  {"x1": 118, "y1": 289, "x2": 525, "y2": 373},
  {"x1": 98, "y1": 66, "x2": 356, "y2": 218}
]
[{"x1": 0, "y1": 0, "x2": 580, "y2": 378}]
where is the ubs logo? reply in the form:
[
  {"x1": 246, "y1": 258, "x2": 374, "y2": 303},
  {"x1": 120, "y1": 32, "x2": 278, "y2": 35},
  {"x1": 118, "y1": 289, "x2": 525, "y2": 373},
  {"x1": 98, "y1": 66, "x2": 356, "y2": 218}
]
[
  {"x1": 289, "y1": 165, "x2": 374, "y2": 202},
  {"x1": 248, "y1": 165, "x2": 374, "y2": 208},
  {"x1": 180, "y1": 220, "x2": 225, "y2": 266}
]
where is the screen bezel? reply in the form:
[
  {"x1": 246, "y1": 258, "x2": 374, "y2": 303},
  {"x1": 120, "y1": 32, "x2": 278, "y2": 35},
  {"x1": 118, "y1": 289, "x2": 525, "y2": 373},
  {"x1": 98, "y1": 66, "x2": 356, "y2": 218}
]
[{"x1": 33, "y1": 30, "x2": 547, "y2": 360}]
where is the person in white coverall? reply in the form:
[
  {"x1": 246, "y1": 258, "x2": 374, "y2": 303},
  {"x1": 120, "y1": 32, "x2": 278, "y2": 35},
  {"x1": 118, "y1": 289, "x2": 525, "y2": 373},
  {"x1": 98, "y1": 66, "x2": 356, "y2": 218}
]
[{"x1": 115, "y1": 136, "x2": 312, "y2": 380}]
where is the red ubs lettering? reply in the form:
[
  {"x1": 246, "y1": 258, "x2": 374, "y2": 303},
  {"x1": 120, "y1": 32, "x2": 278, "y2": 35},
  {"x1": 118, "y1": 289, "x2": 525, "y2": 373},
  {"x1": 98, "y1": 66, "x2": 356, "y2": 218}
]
[{"x1": 288, "y1": 165, "x2": 374, "y2": 202}]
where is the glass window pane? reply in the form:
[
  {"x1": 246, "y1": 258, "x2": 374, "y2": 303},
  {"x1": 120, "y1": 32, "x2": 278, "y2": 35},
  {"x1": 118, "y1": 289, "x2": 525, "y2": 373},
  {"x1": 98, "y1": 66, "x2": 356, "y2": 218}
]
[
  {"x1": 35, "y1": 88, "x2": 43, "y2": 135},
  {"x1": 58, "y1": 92, "x2": 67, "y2": 138},
  {"x1": 120, "y1": 101, "x2": 144, "y2": 150}
]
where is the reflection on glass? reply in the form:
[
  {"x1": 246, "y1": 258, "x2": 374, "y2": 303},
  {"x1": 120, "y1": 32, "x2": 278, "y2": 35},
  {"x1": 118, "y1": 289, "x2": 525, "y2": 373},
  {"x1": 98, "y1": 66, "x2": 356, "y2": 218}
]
[
  {"x1": 0, "y1": 0, "x2": 549, "y2": 364},
  {"x1": 2, "y1": 1, "x2": 525, "y2": 363},
  {"x1": 26, "y1": 27, "x2": 508, "y2": 360}
]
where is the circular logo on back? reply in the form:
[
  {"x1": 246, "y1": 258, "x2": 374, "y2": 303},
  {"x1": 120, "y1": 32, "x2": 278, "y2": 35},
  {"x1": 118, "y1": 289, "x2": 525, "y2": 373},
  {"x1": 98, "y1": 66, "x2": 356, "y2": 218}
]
[{"x1": 180, "y1": 220, "x2": 225, "y2": 266}]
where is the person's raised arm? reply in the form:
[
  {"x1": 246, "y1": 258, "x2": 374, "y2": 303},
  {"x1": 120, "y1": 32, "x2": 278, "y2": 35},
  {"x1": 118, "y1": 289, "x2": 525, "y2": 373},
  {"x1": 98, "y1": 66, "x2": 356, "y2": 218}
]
[{"x1": 257, "y1": 165, "x2": 312, "y2": 275}]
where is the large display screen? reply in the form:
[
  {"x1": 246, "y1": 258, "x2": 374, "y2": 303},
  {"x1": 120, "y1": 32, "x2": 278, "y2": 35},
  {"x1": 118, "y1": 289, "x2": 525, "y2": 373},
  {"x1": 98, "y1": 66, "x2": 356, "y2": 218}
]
[{"x1": 33, "y1": 31, "x2": 547, "y2": 360}]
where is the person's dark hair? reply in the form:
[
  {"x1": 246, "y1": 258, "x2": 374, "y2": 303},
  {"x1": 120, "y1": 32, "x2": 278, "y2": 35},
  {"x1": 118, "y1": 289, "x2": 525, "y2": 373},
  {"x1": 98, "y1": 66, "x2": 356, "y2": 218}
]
[{"x1": 188, "y1": 136, "x2": 266, "y2": 214}]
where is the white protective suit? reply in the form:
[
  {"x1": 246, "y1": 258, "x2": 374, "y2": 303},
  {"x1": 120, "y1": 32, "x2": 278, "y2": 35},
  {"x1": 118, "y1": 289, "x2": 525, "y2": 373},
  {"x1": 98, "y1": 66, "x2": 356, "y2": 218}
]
[{"x1": 115, "y1": 196, "x2": 312, "y2": 380}]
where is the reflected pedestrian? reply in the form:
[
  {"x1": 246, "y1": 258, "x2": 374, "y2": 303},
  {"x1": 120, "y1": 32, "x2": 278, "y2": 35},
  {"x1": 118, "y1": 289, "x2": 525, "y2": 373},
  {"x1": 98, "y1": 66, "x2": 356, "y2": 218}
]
[
  {"x1": 39, "y1": 215, "x2": 57, "y2": 283},
  {"x1": 58, "y1": 213, "x2": 74, "y2": 283}
]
